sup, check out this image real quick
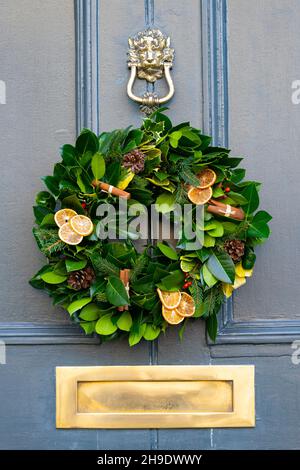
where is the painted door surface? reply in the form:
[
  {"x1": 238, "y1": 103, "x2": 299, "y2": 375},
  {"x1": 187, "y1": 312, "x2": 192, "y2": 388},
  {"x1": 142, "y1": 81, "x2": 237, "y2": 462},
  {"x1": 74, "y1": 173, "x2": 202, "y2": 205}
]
[{"x1": 0, "y1": 0, "x2": 300, "y2": 450}]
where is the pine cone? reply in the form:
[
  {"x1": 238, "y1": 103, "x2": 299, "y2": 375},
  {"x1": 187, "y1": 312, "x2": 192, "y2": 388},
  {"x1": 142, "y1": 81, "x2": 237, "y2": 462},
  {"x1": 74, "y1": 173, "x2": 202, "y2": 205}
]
[
  {"x1": 67, "y1": 266, "x2": 95, "y2": 290},
  {"x1": 224, "y1": 239, "x2": 245, "y2": 262},
  {"x1": 123, "y1": 149, "x2": 145, "y2": 174}
]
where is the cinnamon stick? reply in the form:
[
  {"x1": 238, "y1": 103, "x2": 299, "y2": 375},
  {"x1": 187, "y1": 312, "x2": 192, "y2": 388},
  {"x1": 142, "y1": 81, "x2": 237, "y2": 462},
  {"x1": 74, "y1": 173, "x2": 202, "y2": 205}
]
[
  {"x1": 207, "y1": 198, "x2": 245, "y2": 221},
  {"x1": 92, "y1": 180, "x2": 131, "y2": 199},
  {"x1": 117, "y1": 269, "x2": 131, "y2": 312}
]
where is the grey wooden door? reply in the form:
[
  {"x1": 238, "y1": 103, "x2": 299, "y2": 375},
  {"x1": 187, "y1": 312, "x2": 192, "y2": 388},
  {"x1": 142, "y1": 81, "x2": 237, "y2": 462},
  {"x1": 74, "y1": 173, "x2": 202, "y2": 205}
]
[{"x1": 0, "y1": 0, "x2": 299, "y2": 450}]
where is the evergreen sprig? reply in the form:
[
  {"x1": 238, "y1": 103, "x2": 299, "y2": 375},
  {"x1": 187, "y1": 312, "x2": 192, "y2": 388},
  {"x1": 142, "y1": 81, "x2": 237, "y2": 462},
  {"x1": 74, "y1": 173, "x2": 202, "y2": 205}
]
[
  {"x1": 32, "y1": 227, "x2": 65, "y2": 257},
  {"x1": 89, "y1": 252, "x2": 119, "y2": 277}
]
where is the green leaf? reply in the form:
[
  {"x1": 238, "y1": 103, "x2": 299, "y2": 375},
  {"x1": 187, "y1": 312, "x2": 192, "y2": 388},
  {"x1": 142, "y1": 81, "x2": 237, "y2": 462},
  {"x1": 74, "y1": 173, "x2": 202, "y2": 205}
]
[
  {"x1": 169, "y1": 130, "x2": 182, "y2": 148},
  {"x1": 251, "y1": 210, "x2": 272, "y2": 225},
  {"x1": 41, "y1": 176, "x2": 59, "y2": 196},
  {"x1": 157, "y1": 242, "x2": 178, "y2": 260},
  {"x1": 61, "y1": 195, "x2": 85, "y2": 214},
  {"x1": 65, "y1": 259, "x2": 87, "y2": 272},
  {"x1": 143, "y1": 324, "x2": 160, "y2": 341},
  {"x1": 33, "y1": 206, "x2": 51, "y2": 224},
  {"x1": 228, "y1": 191, "x2": 248, "y2": 205},
  {"x1": 157, "y1": 270, "x2": 185, "y2": 291},
  {"x1": 91, "y1": 152, "x2": 106, "y2": 180},
  {"x1": 129, "y1": 323, "x2": 147, "y2": 346},
  {"x1": 40, "y1": 214, "x2": 56, "y2": 227},
  {"x1": 95, "y1": 314, "x2": 118, "y2": 335},
  {"x1": 35, "y1": 191, "x2": 56, "y2": 210},
  {"x1": 80, "y1": 321, "x2": 96, "y2": 335},
  {"x1": 60, "y1": 144, "x2": 78, "y2": 166},
  {"x1": 117, "y1": 311, "x2": 133, "y2": 331},
  {"x1": 212, "y1": 187, "x2": 225, "y2": 198},
  {"x1": 242, "y1": 183, "x2": 259, "y2": 216},
  {"x1": 231, "y1": 168, "x2": 246, "y2": 184},
  {"x1": 29, "y1": 265, "x2": 52, "y2": 289},
  {"x1": 222, "y1": 222, "x2": 238, "y2": 234},
  {"x1": 76, "y1": 129, "x2": 99, "y2": 155},
  {"x1": 206, "y1": 314, "x2": 218, "y2": 342},
  {"x1": 247, "y1": 211, "x2": 272, "y2": 239},
  {"x1": 155, "y1": 192, "x2": 176, "y2": 213},
  {"x1": 207, "y1": 221, "x2": 224, "y2": 237},
  {"x1": 207, "y1": 251, "x2": 235, "y2": 283},
  {"x1": 202, "y1": 264, "x2": 218, "y2": 287},
  {"x1": 67, "y1": 297, "x2": 92, "y2": 315},
  {"x1": 79, "y1": 303, "x2": 101, "y2": 321},
  {"x1": 106, "y1": 275, "x2": 129, "y2": 306},
  {"x1": 203, "y1": 234, "x2": 216, "y2": 247},
  {"x1": 40, "y1": 271, "x2": 67, "y2": 284}
]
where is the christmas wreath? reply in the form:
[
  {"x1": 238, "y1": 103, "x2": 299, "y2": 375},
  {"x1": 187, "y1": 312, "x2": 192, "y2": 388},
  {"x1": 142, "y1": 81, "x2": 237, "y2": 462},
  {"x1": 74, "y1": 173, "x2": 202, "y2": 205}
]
[{"x1": 30, "y1": 109, "x2": 271, "y2": 345}]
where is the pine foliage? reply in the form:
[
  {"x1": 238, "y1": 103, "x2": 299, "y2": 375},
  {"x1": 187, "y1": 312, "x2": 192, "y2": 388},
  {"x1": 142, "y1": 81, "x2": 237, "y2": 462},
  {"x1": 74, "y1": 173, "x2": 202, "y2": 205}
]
[
  {"x1": 32, "y1": 227, "x2": 65, "y2": 257},
  {"x1": 89, "y1": 252, "x2": 119, "y2": 277},
  {"x1": 130, "y1": 253, "x2": 148, "y2": 284}
]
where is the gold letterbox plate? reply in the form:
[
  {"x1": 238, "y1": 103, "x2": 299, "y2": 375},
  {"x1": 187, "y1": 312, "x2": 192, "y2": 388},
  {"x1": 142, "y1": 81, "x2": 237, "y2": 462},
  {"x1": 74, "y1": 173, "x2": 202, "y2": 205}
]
[{"x1": 56, "y1": 365, "x2": 255, "y2": 429}]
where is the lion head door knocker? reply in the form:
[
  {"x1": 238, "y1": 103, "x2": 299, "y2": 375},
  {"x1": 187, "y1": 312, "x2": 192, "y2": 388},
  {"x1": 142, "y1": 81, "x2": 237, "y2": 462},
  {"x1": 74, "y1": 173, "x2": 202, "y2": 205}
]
[{"x1": 127, "y1": 29, "x2": 175, "y2": 114}]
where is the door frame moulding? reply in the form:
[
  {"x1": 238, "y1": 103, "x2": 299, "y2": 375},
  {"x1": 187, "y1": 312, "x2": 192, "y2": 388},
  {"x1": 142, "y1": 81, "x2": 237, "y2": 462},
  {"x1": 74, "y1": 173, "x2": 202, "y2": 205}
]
[{"x1": 202, "y1": 0, "x2": 300, "y2": 344}]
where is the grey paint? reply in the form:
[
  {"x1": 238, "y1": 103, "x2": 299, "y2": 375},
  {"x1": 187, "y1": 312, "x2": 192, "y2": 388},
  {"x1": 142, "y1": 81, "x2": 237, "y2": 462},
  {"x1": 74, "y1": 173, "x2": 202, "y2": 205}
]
[
  {"x1": 0, "y1": 0, "x2": 75, "y2": 324},
  {"x1": 228, "y1": 0, "x2": 300, "y2": 321},
  {"x1": 0, "y1": 0, "x2": 299, "y2": 451}
]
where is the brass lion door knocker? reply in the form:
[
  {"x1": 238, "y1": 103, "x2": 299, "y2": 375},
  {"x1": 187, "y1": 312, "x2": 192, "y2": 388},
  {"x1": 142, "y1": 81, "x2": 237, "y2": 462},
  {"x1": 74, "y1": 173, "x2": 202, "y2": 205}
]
[{"x1": 127, "y1": 29, "x2": 175, "y2": 113}]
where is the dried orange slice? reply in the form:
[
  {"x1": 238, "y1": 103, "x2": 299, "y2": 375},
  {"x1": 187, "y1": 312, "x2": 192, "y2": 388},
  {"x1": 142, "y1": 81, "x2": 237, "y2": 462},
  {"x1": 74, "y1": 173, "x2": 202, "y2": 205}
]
[
  {"x1": 196, "y1": 168, "x2": 217, "y2": 188},
  {"x1": 176, "y1": 292, "x2": 195, "y2": 317},
  {"x1": 70, "y1": 215, "x2": 94, "y2": 236},
  {"x1": 162, "y1": 306, "x2": 184, "y2": 325},
  {"x1": 187, "y1": 186, "x2": 212, "y2": 205},
  {"x1": 54, "y1": 209, "x2": 77, "y2": 228},
  {"x1": 58, "y1": 223, "x2": 83, "y2": 245},
  {"x1": 157, "y1": 288, "x2": 181, "y2": 309}
]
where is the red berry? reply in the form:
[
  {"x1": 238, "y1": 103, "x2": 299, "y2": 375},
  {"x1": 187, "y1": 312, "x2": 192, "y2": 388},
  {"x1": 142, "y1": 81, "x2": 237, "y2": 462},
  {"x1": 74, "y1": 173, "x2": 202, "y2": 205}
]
[
  {"x1": 225, "y1": 187, "x2": 231, "y2": 193},
  {"x1": 81, "y1": 202, "x2": 87, "y2": 209},
  {"x1": 183, "y1": 283, "x2": 189, "y2": 289}
]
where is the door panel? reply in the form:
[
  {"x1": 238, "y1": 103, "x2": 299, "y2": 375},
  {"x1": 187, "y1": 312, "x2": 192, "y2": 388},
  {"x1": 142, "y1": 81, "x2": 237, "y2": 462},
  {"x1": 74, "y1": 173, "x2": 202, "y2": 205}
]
[
  {"x1": 228, "y1": 0, "x2": 300, "y2": 320},
  {"x1": 0, "y1": 0, "x2": 75, "y2": 323}
]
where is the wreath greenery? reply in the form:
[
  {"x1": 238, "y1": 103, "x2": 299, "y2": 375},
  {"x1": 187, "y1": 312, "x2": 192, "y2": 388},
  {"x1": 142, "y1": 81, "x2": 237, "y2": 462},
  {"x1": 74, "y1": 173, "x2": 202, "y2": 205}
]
[{"x1": 30, "y1": 109, "x2": 271, "y2": 345}]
